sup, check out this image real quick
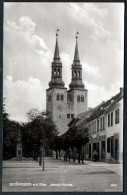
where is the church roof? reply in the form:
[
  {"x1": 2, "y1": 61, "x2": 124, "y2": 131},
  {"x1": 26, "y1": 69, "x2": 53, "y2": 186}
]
[
  {"x1": 54, "y1": 36, "x2": 60, "y2": 60},
  {"x1": 74, "y1": 39, "x2": 80, "y2": 62}
]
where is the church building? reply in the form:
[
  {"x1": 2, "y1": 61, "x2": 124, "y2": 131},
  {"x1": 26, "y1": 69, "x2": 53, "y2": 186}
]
[{"x1": 46, "y1": 32, "x2": 88, "y2": 135}]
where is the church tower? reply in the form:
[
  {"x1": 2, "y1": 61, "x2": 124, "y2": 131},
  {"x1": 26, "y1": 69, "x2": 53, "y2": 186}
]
[
  {"x1": 46, "y1": 30, "x2": 68, "y2": 135},
  {"x1": 67, "y1": 33, "x2": 88, "y2": 121}
]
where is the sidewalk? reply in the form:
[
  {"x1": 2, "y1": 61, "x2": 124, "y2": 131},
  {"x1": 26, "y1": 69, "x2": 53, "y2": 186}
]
[{"x1": 55, "y1": 157, "x2": 123, "y2": 176}]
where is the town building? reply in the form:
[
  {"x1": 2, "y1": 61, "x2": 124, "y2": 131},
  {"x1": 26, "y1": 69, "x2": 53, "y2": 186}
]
[
  {"x1": 69, "y1": 88, "x2": 123, "y2": 163},
  {"x1": 46, "y1": 33, "x2": 88, "y2": 135}
]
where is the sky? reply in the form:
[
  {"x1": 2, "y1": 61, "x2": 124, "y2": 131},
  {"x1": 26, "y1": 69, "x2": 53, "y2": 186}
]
[{"x1": 3, "y1": 3, "x2": 124, "y2": 122}]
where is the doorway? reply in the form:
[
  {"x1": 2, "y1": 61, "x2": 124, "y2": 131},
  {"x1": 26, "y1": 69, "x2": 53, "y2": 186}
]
[
  {"x1": 101, "y1": 141, "x2": 105, "y2": 159},
  {"x1": 111, "y1": 136, "x2": 114, "y2": 158},
  {"x1": 115, "y1": 138, "x2": 119, "y2": 161},
  {"x1": 96, "y1": 142, "x2": 99, "y2": 160},
  {"x1": 89, "y1": 144, "x2": 91, "y2": 159}
]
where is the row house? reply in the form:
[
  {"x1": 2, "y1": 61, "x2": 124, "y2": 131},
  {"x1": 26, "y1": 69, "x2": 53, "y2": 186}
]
[{"x1": 69, "y1": 88, "x2": 123, "y2": 163}]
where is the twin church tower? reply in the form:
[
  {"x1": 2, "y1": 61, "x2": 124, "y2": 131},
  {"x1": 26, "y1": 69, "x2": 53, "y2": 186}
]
[{"x1": 46, "y1": 31, "x2": 88, "y2": 135}]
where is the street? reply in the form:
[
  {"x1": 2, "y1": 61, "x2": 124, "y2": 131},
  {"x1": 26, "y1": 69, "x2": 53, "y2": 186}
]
[{"x1": 2, "y1": 157, "x2": 123, "y2": 192}]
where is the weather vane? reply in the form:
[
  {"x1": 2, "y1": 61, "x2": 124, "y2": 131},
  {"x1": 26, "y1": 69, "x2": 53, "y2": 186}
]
[
  {"x1": 56, "y1": 29, "x2": 60, "y2": 37},
  {"x1": 76, "y1": 32, "x2": 79, "y2": 39}
]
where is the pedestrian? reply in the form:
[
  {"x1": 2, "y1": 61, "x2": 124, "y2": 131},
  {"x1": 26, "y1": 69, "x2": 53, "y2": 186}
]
[{"x1": 93, "y1": 150, "x2": 98, "y2": 162}]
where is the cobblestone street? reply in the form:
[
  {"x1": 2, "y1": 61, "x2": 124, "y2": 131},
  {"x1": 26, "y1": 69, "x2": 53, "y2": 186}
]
[{"x1": 2, "y1": 157, "x2": 123, "y2": 192}]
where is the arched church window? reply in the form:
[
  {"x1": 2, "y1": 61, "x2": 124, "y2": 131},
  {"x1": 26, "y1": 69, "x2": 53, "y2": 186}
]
[
  {"x1": 77, "y1": 95, "x2": 80, "y2": 102},
  {"x1": 61, "y1": 94, "x2": 64, "y2": 101},
  {"x1": 58, "y1": 68, "x2": 60, "y2": 76},
  {"x1": 54, "y1": 68, "x2": 56, "y2": 75},
  {"x1": 81, "y1": 95, "x2": 84, "y2": 102},
  {"x1": 56, "y1": 93, "x2": 60, "y2": 100},
  {"x1": 74, "y1": 71, "x2": 77, "y2": 78}
]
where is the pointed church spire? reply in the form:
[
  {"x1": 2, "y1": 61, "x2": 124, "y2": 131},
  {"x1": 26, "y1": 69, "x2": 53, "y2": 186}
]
[
  {"x1": 69, "y1": 32, "x2": 85, "y2": 89},
  {"x1": 74, "y1": 32, "x2": 80, "y2": 62},
  {"x1": 48, "y1": 29, "x2": 65, "y2": 88},
  {"x1": 54, "y1": 30, "x2": 60, "y2": 59}
]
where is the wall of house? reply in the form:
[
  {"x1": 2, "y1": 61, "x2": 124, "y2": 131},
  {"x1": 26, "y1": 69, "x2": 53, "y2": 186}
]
[{"x1": 106, "y1": 100, "x2": 123, "y2": 163}]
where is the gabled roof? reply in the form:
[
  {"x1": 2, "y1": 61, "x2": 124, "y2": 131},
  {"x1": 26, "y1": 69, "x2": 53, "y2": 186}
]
[
  {"x1": 86, "y1": 90, "x2": 123, "y2": 122},
  {"x1": 68, "y1": 103, "x2": 101, "y2": 128},
  {"x1": 104, "y1": 92, "x2": 123, "y2": 114}
]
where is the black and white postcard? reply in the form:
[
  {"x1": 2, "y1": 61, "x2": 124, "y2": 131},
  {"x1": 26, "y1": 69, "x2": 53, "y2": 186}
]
[{"x1": 2, "y1": 2, "x2": 124, "y2": 192}]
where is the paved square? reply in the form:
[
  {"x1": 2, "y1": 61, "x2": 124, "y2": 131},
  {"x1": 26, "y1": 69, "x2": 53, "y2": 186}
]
[{"x1": 2, "y1": 157, "x2": 123, "y2": 192}]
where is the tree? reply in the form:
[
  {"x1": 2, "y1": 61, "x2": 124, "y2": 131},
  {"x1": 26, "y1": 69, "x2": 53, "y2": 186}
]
[
  {"x1": 49, "y1": 136, "x2": 63, "y2": 159},
  {"x1": 21, "y1": 111, "x2": 58, "y2": 159},
  {"x1": 67, "y1": 125, "x2": 89, "y2": 164},
  {"x1": 3, "y1": 98, "x2": 21, "y2": 159},
  {"x1": 53, "y1": 125, "x2": 89, "y2": 164}
]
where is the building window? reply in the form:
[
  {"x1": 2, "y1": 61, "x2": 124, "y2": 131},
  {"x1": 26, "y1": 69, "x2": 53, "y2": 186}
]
[
  {"x1": 89, "y1": 124, "x2": 92, "y2": 135},
  {"x1": 74, "y1": 71, "x2": 77, "y2": 78},
  {"x1": 108, "y1": 114, "x2": 110, "y2": 127},
  {"x1": 81, "y1": 95, "x2": 84, "y2": 102},
  {"x1": 56, "y1": 94, "x2": 60, "y2": 100},
  {"x1": 97, "y1": 119, "x2": 99, "y2": 132},
  {"x1": 111, "y1": 112, "x2": 113, "y2": 126},
  {"x1": 67, "y1": 114, "x2": 70, "y2": 119},
  {"x1": 54, "y1": 68, "x2": 56, "y2": 75},
  {"x1": 93, "y1": 121, "x2": 96, "y2": 133},
  {"x1": 107, "y1": 137, "x2": 110, "y2": 153},
  {"x1": 61, "y1": 94, "x2": 64, "y2": 101},
  {"x1": 115, "y1": 109, "x2": 119, "y2": 124},
  {"x1": 71, "y1": 114, "x2": 74, "y2": 119},
  {"x1": 58, "y1": 68, "x2": 60, "y2": 75},
  {"x1": 100, "y1": 118, "x2": 102, "y2": 131},
  {"x1": 77, "y1": 95, "x2": 80, "y2": 102},
  {"x1": 103, "y1": 116, "x2": 105, "y2": 130}
]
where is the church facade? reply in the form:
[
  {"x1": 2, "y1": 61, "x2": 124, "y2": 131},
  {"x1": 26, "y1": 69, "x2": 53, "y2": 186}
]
[{"x1": 46, "y1": 34, "x2": 88, "y2": 135}]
